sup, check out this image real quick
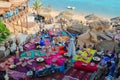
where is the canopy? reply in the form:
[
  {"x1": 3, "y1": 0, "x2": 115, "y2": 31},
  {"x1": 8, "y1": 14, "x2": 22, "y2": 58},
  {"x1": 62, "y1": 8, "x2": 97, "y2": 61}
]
[
  {"x1": 85, "y1": 14, "x2": 101, "y2": 21},
  {"x1": 56, "y1": 11, "x2": 73, "y2": 20}
]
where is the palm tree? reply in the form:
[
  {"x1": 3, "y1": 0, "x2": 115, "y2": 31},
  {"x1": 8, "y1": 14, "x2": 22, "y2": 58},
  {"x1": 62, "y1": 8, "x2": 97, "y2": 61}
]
[
  {"x1": 32, "y1": 0, "x2": 43, "y2": 15},
  {"x1": 0, "y1": 20, "x2": 10, "y2": 43}
]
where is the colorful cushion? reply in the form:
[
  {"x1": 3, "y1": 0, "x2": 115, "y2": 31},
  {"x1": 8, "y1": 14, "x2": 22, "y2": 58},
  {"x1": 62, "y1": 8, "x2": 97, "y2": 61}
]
[
  {"x1": 73, "y1": 48, "x2": 96, "y2": 63},
  {"x1": 74, "y1": 61, "x2": 98, "y2": 72}
]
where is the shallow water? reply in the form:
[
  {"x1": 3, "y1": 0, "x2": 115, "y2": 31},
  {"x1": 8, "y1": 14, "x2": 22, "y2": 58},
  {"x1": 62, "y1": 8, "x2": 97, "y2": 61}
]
[{"x1": 29, "y1": 0, "x2": 120, "y2": 18}]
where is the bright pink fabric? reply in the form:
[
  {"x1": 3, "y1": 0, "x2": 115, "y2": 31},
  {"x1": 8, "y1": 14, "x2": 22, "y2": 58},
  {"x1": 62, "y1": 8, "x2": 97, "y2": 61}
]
[
  {"x1": 44, "y1": 53, "x2": 66, "y2": 66},
  {"x1": 74, "y1": 61, "x2": 98, "y2": 72},
  {"x1": 45, "y1": 39, "x2": 50, "y2": 46}
]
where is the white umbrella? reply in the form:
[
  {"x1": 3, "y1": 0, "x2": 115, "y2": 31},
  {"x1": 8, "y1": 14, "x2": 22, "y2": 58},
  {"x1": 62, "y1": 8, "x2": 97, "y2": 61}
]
[{"x1": 68, "y1": 38, "x2": 76, "y2": 57}]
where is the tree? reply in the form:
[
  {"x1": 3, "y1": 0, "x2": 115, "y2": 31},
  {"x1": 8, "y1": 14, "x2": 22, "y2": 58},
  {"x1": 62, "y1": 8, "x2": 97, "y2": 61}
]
[
  {"x1": 32, "y1": 0, "x2": 43, "y2": 14},
  {"x1": 0, "y1": 20, "x2": 10, "y2": 43}
]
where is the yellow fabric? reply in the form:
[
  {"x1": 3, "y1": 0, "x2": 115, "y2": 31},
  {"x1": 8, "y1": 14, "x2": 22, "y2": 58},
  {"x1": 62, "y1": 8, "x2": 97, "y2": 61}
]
[{"x1": 73, "y1": 48, "x2": 96, "y2": 63}]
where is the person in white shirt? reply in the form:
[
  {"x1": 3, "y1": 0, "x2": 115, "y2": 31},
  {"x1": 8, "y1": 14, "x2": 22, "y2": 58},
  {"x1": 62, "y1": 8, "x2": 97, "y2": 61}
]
[{"x1": 10, "y1": 42, "x2": 17, "y2": 55}]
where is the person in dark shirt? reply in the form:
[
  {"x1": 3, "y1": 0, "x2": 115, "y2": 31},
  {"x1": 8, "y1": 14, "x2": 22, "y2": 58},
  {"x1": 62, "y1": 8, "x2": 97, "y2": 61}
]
[{"x1": 76, "y1": 45, "x2": 81, "y2": 51}]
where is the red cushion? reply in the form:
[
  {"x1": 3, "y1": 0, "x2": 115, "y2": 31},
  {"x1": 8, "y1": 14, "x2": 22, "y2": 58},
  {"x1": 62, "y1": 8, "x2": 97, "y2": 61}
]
[
  {"x1": 59, "y1": 46, "x2": 64, "y2": 50},
  {"x1": 74, "y1": 61, "x2": 98, "y2": 72},
  {"x1": 59, "y1": 50, "x2": 67, "y2": 55},
  {"x1": 51, "y1": 48, "x2": 56, "y2": 51}
]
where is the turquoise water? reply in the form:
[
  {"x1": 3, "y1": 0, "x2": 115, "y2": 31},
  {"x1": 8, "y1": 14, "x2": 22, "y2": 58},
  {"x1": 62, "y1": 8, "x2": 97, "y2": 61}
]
[{"x1": 29, "y1": 0, "x2": 120, "y2": 18}]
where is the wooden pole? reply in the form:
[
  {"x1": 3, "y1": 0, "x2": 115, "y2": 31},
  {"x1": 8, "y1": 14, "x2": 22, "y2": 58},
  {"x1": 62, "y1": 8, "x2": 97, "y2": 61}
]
[
  {"x1": 20, "y1": 18, "x2": 23, "y2": 33},
  {"x1": 26, "y1": 15, "x2": 28, "y2": 29},
  {"x1": 12, "y1": 22, "x2": 15, "y2": 33}
]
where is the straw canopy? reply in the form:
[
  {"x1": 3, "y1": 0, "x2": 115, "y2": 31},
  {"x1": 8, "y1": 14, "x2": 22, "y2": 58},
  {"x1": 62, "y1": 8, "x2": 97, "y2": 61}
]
[
  {"x1": 89, "y1": 20, "x2": 110, "y2": 32},
  {"x1": 85, "y1": 14, "x2": 102, "y2": 21},
  {"x1": 67, "y1": 24, "x2": 88, "y2": 34},
  {"x1": 56, "y1": 11, "x2": 73, "y2": 20},
  {"x1": 96, "y1": 40, "x2": 119, "y2": 52},
  {"x1": 111, "y1": 16, "x2": 120, "y2": 23}
]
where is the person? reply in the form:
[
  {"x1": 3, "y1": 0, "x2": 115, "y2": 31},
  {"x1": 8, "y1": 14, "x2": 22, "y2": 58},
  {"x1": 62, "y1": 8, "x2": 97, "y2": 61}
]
[
  {"x1": 40, "y1": 38, "x2": 45, "y2": 47},
  {"x1": 76, "y1": 45, "x2": 81, "y2": 51},
  {"x1": 16, "y1": 50, "x2": 20, "y2": 58},
  {"x1": 41, "y1": 29, "x2": 45, "y2": 34},
  {"x1": 88, "y1": 44, "x2": 92, "y2": 49},
  {"x1": 51, "y1": 38, "x2": 55, "y2": 47},
  {"x1": 4, "y1": 68, "x2": 9, "y2": 80},
  {"x1": 9, "y1": 41, "x2": 16, "y2": 55},
  {"x1": 83, "y1": 42, "x2": 87, "y2": 48},
  {"x1": 75, "y1": 36, "x2": 78, "y2": 46}
]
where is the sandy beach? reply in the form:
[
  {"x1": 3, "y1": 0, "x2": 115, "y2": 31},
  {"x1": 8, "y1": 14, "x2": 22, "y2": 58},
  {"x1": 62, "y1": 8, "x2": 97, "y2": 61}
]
[{"x1": 29, "y1": 7, "x2": 110, "y2": 23}]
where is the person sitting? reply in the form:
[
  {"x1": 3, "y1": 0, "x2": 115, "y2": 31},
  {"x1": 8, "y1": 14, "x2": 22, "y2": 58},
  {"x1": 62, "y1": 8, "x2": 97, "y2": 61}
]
[
  {"x1": 10, "y1": 42, "x2": 17, "y2": 55},
  {"x1": 83, "y1": 42, "x2": 87, "y2": 48},
  {"x1": 40, "y1": 38, "x2": 45, "y2": 47},
  {"x1": 88, "y1": 44, "x2": 93, "y2": 49},
  {"x1": 76, "y1": 45, "x2": 81, "y2": 51}
]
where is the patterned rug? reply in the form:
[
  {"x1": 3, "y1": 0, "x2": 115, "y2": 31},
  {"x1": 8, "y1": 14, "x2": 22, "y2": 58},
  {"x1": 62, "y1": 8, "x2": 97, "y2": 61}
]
[{"x1": 29, "y1": 68, "x2": 92, "y2": 80}]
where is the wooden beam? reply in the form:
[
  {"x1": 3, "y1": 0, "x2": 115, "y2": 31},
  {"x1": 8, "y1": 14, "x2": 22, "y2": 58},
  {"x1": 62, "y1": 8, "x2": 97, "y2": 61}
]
[
  {"x1": 26, "y1": 15, "x2": 28, "y2": 29},
  {"x1": 11, "y1": 22, "x2": 15, "y2": 33}
]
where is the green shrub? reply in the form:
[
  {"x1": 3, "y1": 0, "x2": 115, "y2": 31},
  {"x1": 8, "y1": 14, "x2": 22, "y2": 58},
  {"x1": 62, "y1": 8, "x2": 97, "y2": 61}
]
[{"x1": 0, "y1": 20, "x2": 10, "y2": 43}]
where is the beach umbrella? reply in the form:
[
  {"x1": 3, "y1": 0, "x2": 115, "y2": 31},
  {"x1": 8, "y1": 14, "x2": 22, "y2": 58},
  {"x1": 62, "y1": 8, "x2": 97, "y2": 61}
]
[
  {"x1": 96, "y1": 40, "x2": 119, "y2": 52},
  {"x1": 85, "y1": 14, "x2": 101, "y2": 21},
  {"x1": 41, "y1": 7, "x2": 52, "y2": 13},
  {"x1": 67, "y1": 38, "x2": 76, "y2": 57},
  {"x1": 56, "y1": 11, "x2": 73, "y2": 20},
  {"x1": 89, "y1": 20, "x2": 110, "y2": 31},
  {"x1": 111, "y1": 16, "x2": 120, "y2": 23},
  {"x1": 67, "y1": 24, "x2": 82, "y2": 34}
]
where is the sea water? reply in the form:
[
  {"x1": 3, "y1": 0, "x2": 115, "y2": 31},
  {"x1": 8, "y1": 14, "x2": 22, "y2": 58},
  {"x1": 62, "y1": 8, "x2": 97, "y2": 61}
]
[{"x1": 29, "y1": 0, "x2": 120, "y2": 18}]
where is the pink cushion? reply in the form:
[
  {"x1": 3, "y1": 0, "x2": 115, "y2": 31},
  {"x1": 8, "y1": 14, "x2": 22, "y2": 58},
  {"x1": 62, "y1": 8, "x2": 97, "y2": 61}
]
[{"x1": 56, "y1": 59, "x2": 64, "y2": 66}]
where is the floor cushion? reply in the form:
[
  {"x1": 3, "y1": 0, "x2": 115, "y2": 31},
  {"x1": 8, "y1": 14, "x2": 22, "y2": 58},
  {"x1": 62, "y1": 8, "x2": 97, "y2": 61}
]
[{"x1": 74, "y1": 61, "x2": 98, "y2": 72}]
